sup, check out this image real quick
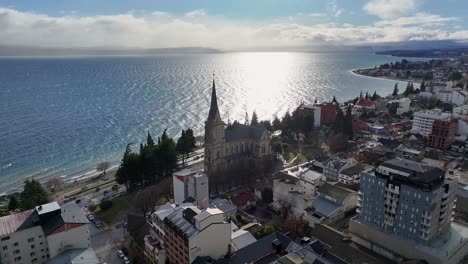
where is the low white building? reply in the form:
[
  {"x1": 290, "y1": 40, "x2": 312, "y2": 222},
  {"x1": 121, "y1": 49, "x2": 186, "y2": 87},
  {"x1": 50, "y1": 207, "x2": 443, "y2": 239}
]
[
  {"x1": 272, "y1": 179, "x2": 314, "y2": 214},
  {"x1": 437, "y1": 90, "x2": 468, "y2": 106},
  {"x1": 0, "y1": 202, "x2": 92, "y2": 264},
  {"x1": 173, "y1": 169, "x2": 209, "y2": 209},
  {"x1": 453, "y1": 104, "x2": 468, "y2": 119},
  {"x1": 411, "y1": 109, "x2": 452, "y2": 137},
  {"x1": 387, "y1": 98, "x2": 411, "y2": 115}
]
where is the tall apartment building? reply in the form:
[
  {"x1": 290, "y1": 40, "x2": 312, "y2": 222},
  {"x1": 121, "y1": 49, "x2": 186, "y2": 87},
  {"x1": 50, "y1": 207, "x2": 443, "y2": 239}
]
[
  {"x1": 293, "y1": 103, "x2": 321, "y2": 127},
  {"x1": 173, "y1": 169, "x2": 209, "y2": 209},
  {"x1": 350, "y1": 159, "x2": 468, "y2": 264},
  {"x1": 146, "y1": 203, "x2": 231, "y2": 264},
  {"x1": 428, "y1": 120, "x2": 456, "y2": 150},
  {"x1": 0, "y1": 202, "x2": 91, "y2": 264},
  {"x1": 411, "y1": 109, "x2": 451, "y2": 137},
  {"x1": 314, "y1": 102, "x2": 337, "y2": 125}
]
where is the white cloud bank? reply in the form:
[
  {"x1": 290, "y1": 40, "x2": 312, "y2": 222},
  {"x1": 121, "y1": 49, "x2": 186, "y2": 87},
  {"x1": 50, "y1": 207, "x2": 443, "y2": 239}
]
[
  {"x1": 363, "y1": 0, "x2": 420, "y2": 19},
  {"x1": 0, "y1": 7, "x2": 467, "y2": 49}
]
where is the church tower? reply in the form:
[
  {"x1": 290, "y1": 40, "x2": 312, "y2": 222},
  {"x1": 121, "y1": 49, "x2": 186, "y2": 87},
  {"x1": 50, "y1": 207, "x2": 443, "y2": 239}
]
[{"x1": 204, "y1": 78, "x2": 225, "y2": 175}]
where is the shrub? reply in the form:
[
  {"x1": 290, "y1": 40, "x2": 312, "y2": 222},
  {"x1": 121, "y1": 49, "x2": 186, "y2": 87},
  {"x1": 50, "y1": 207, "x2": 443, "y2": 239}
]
[
  {"x1": 99, "y1": 200, "x2": 113, "y2": 210},
  {"x1": 88, "y1": 204, "x2": 96, "y2": 212}
]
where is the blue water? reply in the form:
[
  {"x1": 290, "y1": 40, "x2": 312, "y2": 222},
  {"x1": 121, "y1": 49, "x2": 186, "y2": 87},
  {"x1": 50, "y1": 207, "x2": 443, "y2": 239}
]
[{"x1": 0, "y1": 52, "x2": 422, "y2": 194}]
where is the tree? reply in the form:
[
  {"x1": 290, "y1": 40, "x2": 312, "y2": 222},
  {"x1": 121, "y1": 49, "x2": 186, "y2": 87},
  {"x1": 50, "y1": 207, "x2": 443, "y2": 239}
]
[
  {"x1": 135, "y1": 188, "x2": 155, "y2": 217},
  {"x1": 365, "y1": 91, "x2": 370, "y2": 99},
  {"x1": 259, "y1": 120, "x2": 273, "y2": 131},
  {"x1": 147, "y1": 132, "x2": 155, "y2": 146},
  {"x1": 449, "y1": 71, "x2": 463, "y2": 81},
  {"x1": 272, "y1": 116, "x2": 282, "y2": 131},
  {"x1": 45, "y1": 177, "x2": 64, "y2": 192},
  {"x1": 420, "y1": 81, "x2": 426, "y2": 92},
  {"x1": 176, "y1": 130, "x2": 187, "y2": 165},
  {"x1": 20, "y1": 179, "x2": 48, "y2": 210},
  {"x1": 251, "y1": 111, "x2": 259, "y2": 126},
  {"x1": 371, "y1": 91, "x2": 379, "y2": 101},
  {"x1": 344, "y1": 105, "x2": 354, "y2": 139},
  {"x1": 96, "y1": 161, "x2": 111, "y2": 175},
  {"x1": 392, "y1": 83, "x2": 399, "y2": 96},
  {"x1": 261, "y1": 186, "x2": 273, "y2": 205},
  {"x1": 359, "y1": 90, "x2": 363, "y2": 98},
  {"x1": 332, "y1": 96, "x2": 338, "y2": 104},
  {"x1": 244, "y1": 112, "x2": 249, "y2": 125},
  {"x1": 8, "y1": 197, "x2": 19, "y2": 211}
]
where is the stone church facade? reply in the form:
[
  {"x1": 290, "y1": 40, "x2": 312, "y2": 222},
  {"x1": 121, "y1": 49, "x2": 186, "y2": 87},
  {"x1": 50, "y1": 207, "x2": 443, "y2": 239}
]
[{"x1": 204, "y1": 79, "x2": 271, "y2": 176}]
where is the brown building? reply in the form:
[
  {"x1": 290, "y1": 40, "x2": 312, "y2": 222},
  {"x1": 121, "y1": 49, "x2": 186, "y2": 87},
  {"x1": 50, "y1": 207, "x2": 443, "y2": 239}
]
[
  {"x1": 315, "y1": 102, "x2": 337, "y2": 125},
  {"x1": 428, "y1": 120, "x2": 456, "y2": 150}
]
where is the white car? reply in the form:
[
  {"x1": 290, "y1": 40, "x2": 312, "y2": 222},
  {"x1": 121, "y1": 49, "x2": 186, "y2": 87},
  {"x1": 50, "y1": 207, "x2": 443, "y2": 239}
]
[
  {"x1": 123, "y1": 256, "x2": 130, "y2": 264},
  {"x1": 117, "y1": 250, "x2": 124, "y2": 258}
]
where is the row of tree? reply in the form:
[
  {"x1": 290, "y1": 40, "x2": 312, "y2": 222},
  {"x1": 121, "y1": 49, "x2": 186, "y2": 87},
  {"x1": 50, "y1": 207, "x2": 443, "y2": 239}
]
[{"x1": 116, "y1": 129, "x2": 195, "y2": 192}]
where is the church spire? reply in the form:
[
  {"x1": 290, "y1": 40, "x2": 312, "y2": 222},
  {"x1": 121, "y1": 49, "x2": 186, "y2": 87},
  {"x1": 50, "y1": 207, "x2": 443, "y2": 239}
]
[{"x1": 207, "y1": 75, "x2": 221, "y2": 121}]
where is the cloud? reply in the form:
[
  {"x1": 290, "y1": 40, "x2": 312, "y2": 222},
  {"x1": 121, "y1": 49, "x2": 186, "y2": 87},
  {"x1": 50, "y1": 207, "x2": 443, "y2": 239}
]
[
  {"x1": 363, "y1": 0, "x2": 420, "y2": 19},
  {"x1": 184, "y1": 9, "x2": 206, "y2": 18},
  {"x1": 308, "y1": 13, "x2": 327, "y2": 17},
  {"x1": 327, "y1": 1, "x2": 345, "y2": 17},
  {"x1": 0, "y1": 7, "x2": 466, "y2": 49}
]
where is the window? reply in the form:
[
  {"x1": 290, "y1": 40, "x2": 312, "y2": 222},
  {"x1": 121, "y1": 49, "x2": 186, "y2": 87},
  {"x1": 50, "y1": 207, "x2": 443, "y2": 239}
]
[
  {"x1": 30, "y1": 252, "x2": 35, "y2": 257},
  {"x1": 13, "y1": 242, "x2": 18, "y2": 247},
  {"x1": 2, "y1": 246, "x2": 7, "y2": 250},
  {"x1": 28, "y1": 237, "x2": 35, "y2": 243},
  {"x1": 31, "y1": 245, "x2": 35, "y2": 249},
  {"x1": 14, "y1": 256, "x2": 21, "y2": 261},
  {"x1": 1, "y1": 236, "x2": 10, "y2": 241},
  {"x1": 13, "y1": 249, "x2": 20, "y2": 255}
]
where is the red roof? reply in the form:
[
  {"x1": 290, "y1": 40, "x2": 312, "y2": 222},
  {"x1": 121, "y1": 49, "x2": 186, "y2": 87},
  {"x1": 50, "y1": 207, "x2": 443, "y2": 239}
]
[
  {"x1": 49, "y1": 223, "x2": 87, "y2": 236},
  {"x1": 232, "y1": 192, "x2": 255, "y2": 206},
  {"x1": 356, "y1": 99, "x2": 375, "y2": 107}
]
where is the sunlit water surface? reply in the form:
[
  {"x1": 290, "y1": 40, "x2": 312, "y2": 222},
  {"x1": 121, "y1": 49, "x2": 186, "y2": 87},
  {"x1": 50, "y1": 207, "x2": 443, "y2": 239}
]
[{"x1": 0, "y1": 52, "x2": 422, "y2": 194}]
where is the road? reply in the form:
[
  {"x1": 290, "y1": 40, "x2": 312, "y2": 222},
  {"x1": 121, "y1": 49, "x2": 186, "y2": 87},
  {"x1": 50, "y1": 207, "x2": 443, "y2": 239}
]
[{"x1": 90, "y1": 221, "x2": 126, "y2": 263}]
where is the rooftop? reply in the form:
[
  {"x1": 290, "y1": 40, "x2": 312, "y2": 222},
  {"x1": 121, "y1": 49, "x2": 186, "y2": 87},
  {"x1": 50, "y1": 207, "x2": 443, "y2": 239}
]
[
  {"x1": 0, "y1": 209, "x2": 37, "y2": 237},
  {"x1": 310, "y1": 196, "x2": 341, "y2": 218},
  {"x1": 317, "y1": 183, "x2": 354, "y2": 203},
  {"x1": 231, "y1": 229, "x2": 257, "y2": 251},
  {"x1": 36, "y1": 202, "x2": 60, "y2": 215},
  {"x1": 225, "y1": 124, "x2": 266, "y2": 142},
  {"x1": 46, "y1": 248, "x2": 100, "y2": 264}
]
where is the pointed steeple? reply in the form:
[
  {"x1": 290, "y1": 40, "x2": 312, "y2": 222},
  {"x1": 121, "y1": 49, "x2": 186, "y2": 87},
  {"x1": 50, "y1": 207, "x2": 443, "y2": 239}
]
[{"x1": 207, "y1": 75, "x2": 221, "y2": 122}]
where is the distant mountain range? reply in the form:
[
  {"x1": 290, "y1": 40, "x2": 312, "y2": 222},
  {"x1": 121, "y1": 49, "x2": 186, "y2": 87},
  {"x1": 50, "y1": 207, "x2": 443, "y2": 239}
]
[
  {"x1": 0, "y1": 46, "x2": 223, "y2": 56},
  {"x1": 0, "y1": 40, "x2": 467, "y2": 56}
]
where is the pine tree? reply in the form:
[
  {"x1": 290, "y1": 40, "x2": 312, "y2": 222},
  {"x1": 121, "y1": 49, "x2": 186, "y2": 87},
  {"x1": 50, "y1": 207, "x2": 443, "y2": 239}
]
[
  {"x1": 420, "y1": 81, "x2": 426, "y2": 92},
  {"x1": 359, "y1": 90, "x2": 363, "y2": 99},
  {"x1": 20, "y1": 179, "x2": 49, "y2": 210},
  {"x1": 332, "y1": 96, "x2": 338, "y2": 104},
  {"x1": 365, "y1": 91, "x2": 370, "y2": 99},
  {"x1": 371, "y1": 91, "x2": 379, "y2": 101},
  {"x1": 8, "y1": 196, "x2": 19, "y2": 211},
  {"x1": 251, "y1": 111, "x2": 259, "y2": 126},
  {"x1": 392, "y1": 83, "x2": 399, "y2": 96},
  {"x1": 147, "y1": 132, "x2": 155, "y2": 146},
  {"x1": 244, "y1": 112, "x2": 249, "y2": 125},
  {"x1": 344, "y1": 105, "x2": 354, "y2": 139},
  {"x1": 272, "y1": 116, "x2": 282, "y2": 131}
]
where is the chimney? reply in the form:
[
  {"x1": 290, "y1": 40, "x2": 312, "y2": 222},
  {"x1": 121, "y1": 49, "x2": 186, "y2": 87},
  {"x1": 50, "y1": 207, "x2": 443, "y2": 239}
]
[{"x1": 272, "y1": 239, "x2": 281, "y2": 254}]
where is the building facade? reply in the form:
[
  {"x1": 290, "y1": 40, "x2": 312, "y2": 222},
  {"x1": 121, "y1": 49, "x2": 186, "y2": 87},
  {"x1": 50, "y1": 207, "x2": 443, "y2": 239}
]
[
  {"x1": 173, "y1": 169, "x2": 209, "y2": 209},
  {"x1": 204, "y1": 79, "x2": 271, "y2": 176},
  {"x1": 314, "y1": 102, "x2": 337, "y2": 125},
  {"x1": 355, "y1": 159, "x2": 456, "y2": 244},
  {"x1": 428, "y1": 120, "x2": 456, "y2": 150},
  {"x1": 0, "y1": 202, "x2": 91, "y2": 264},
  {"x1": 323, "y1": 159, "x2": 355, "y2": 182},
  {"x1": 411, "y1": 109, "x2": 452, "y2": 137}
]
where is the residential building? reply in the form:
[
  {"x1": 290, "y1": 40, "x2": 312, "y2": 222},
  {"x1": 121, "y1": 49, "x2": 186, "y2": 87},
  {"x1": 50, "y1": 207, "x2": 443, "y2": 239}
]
[
  {"x1": 164, "y1": 206, "x2": 230, "y2": 263},
  {"x1": 353, "y1": 98, "x2": 376, "y2": 115},
  {"x1": 453, "y1": 104, "x2": 468, "y2": 119},
  {"x1": 428, "y1": 120, "x2": 456, "y2": 150},
  {"x1": 437, "y1": 90, "x2": 468, "y2": 106},
  {"x1": 386, "y1": 97, "x2": 411, "y2": 115},
  {"x1": 204, "y1": 79, "x2": 271, "y2": 176},
  {"x1": 323, "y1": 158, "x2": 355, "y2": 182},
  {"x1": 272, "y1": 179, "x2": 314, "y2": 214},
  {"x1": 209, "y1": 199, "x2": 237, "y2": 219},
  {"x1": 173, "y1": 169, "x2": 209, "y2": 209},
  {"x1": 339, "y1": 164, "x2": 368, "y2": 185},
  {"x1": 411, "y1": 109, "x2": 452, "y2": 137},
  {"x1": 314, "y1": 102, "x2": 337, "y2": 125},
  {"x1": 193, "y1": 232, "x2": 349, "y2": 264},
  {"x1": 350, "y1": 159, "x2": 468, "y2": 264},
  {"x1": 0, "y1": 202, "x2": 91, "y2": 264},
  {"x1": 294, "y1": 103, "x2": 321, "y2": 127},
  {"x1": 455, "y1": 185, "x2": 468, "y2": 223},
  {"x1": 305, "y1": 183, "x2": 358, "y2": 226}
]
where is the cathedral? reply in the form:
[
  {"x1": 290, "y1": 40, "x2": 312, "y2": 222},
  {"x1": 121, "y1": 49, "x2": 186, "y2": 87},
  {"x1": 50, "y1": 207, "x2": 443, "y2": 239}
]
[{"x1": 204, "y1": 79, "x2": 271, "y2": 176}]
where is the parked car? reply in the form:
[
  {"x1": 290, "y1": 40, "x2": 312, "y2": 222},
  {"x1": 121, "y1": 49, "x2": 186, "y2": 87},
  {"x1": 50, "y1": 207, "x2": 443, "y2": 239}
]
[
  {"x1": 117, "y1": 250, "x2": 124, "y2": 258},
  {"x1": 123, "y1": 257, "x2": 130, "y2": 264},
  {"x1": 112, "y1": 184, "x2": 119, "y2": 191}
]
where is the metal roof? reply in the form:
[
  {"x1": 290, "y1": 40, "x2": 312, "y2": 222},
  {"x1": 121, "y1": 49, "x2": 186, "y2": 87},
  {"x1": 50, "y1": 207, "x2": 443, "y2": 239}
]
[
  {"x1": 312, "y1": 196, "x2": 341, "y2": 217},
  {"x1": 36, "y1": 201, "x2": 60, "y2": 215},
  {"x1": 231, "y1": 229, "x2": 257, "y2": 250},
  {"x1": 225, "y1": 124, "x2": 266, "y2": 142},
  {"x1": 0, "y1": 209, "x2": 36, "y2": 237},
  {"x1": 46, "y1": 248, "x2": 100, "y2": 264}
]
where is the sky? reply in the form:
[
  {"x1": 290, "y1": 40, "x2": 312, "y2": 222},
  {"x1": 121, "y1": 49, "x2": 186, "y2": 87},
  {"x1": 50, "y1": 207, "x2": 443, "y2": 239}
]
[{"x1": 0, "y1": 0, "x2": 467, "y2": 49}]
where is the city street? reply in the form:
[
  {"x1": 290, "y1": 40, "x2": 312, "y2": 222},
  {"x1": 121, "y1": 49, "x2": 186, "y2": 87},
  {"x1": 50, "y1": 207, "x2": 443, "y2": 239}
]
[{"x1": 90, "y1": 221, "x2": 126, "y2": 264}]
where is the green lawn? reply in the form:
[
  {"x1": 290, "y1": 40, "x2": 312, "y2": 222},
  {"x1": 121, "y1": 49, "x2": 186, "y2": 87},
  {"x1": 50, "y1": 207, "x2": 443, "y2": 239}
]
[{"x1": 95, "y1": 194, "x2": 134, "y2": 224}]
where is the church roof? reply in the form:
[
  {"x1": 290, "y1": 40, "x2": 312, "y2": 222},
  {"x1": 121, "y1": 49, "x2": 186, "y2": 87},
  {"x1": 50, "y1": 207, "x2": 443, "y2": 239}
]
[
  {"x1": 208, "y1": 78, "x2": 221, "y2": 121},
  {"x1": 225, "y1": 124, "x2": 266, "y2": 142}
]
